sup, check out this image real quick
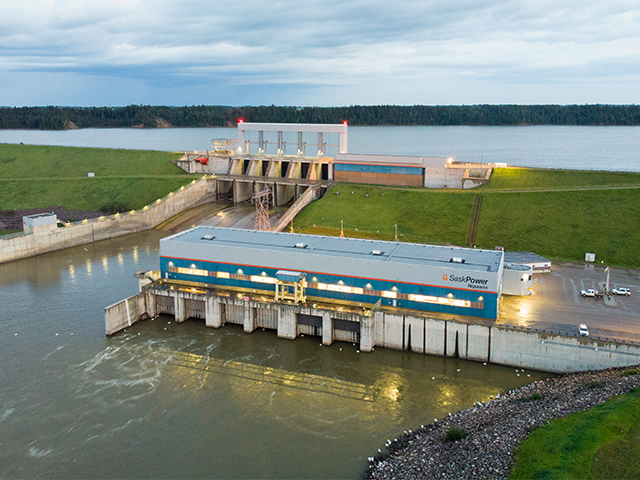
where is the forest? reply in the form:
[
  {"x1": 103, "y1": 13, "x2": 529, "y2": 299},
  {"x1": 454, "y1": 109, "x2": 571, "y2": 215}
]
[{"x1": 1, "y1": 104, "x2": 639, "y2": 130}]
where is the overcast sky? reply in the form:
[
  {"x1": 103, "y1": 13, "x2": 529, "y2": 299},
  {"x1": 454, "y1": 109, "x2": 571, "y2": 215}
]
[{"x1": 1, "y1": 0, "x2": 639, "y2": 107}]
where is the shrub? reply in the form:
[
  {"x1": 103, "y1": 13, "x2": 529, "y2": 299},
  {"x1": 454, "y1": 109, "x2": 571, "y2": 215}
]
[
  {"x1": 586, "y1": 381, "x2": 605, "y2": 389},
  {"x1": 522, "y1": 392, "x2": 543, "y2": 402},
  {"x1": 100, "y1": 201, "x2": 132, "y2": 214},
  {"x1": 621, "y1": 368, "x2": 639, "y2": 377},
  {"x1": 443, "y1": 427, "x2": 467, "y2": 443}
]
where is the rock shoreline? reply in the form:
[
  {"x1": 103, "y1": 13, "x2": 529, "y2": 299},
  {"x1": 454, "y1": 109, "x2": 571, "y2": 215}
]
[{"x1": 363, "y1": 365, "x2": 640, "y2": 479}]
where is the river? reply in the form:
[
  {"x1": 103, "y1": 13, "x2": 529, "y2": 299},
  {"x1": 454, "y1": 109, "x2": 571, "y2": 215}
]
[
  {"x1": 1, "y1": 125, "x2": 639, "y2": 172},
  {"x1": 0, "y1": 229, "x2": 552, "y2": 479}
]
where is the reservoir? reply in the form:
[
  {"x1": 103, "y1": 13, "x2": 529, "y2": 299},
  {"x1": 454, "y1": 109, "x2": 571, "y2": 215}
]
[
  {"x1": 0, "y1": 230, "x2": 551, "y2": 479},
  {"x1": 1, "y1": 125, "x2": 639, "y2": 172}
]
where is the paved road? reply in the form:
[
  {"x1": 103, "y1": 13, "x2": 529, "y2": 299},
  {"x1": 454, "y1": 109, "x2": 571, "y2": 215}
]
[
  {"x1": 498, "y1": 262, "x2": 640, "y2": 343},
  {"x1": 156, "y1": 201, "x2": 287, "y2": 234}
]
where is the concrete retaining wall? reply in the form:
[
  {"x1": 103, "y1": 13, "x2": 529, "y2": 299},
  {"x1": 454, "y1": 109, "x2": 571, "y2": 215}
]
[
  {"x1": 0, "y1": 176, "x2": 217, "y2": 264},
  {"x1": 106, "y1": 285, "x2": 640, "y2": 373},
  {"x1": 489, "y1": 327, "x2": 640, "y2": 372},
  {"x1": 272, "y1": 185, "x2": 323, "y2": 232},
  {"x1": 104, "y1": 293, "x2": 148, "y2": 335},
  {"x1": 371, "y1": 310, "x2": 640, "y2": 372}
]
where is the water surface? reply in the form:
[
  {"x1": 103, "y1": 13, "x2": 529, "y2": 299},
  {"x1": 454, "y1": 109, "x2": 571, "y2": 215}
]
[
  {"x1": 1, "y1": 125, "x2": 638, "y2": 172},
  {"x1": 0, "y1": 232, "x2": 551, "y2": 479}
]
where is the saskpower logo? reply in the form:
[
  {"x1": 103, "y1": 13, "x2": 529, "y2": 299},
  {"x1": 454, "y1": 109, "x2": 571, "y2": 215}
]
[{"x1": 444, "y1": 273, "x2": 489, "y2": 289}]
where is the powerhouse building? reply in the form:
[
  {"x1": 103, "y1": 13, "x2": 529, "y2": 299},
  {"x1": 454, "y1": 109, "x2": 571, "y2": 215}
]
[{"x1": 159, "y1": 227, "x2": 508, "y2": 320}]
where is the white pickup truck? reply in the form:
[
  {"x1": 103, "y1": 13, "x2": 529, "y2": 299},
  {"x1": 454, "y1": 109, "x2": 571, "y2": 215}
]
[{"x1": 581, "y1": 289, "x2": 603, "y2": 298}]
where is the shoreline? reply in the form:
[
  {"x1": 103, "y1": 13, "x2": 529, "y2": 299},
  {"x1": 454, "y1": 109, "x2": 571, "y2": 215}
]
[{"x1": 363, "y1": 365, "x2": 640, "y2": 479}]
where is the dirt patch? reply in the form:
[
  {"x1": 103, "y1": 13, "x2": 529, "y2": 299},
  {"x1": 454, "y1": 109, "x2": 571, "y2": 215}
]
[{"x1": 0, "y1": 206, "x2": 105, "y2": 230}]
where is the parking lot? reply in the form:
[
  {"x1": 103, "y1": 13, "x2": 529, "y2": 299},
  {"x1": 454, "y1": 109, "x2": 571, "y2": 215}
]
[{"x1": 498, "y1": 261, "x2": 640, "y2": 343}]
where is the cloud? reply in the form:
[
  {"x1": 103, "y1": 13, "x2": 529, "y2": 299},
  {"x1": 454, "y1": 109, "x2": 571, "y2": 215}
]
[{"x1": 0, "y1": 0, "x2": 639, "y2": 105}]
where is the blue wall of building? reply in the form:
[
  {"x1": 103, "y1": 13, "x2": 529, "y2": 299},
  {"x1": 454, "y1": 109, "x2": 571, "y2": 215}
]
[
  {"x1": 160, "y1": 256, "x2": 498, "y2": 319},
  {"x1": 334, "y1": 163, "x2": 423, "y2": 176}
]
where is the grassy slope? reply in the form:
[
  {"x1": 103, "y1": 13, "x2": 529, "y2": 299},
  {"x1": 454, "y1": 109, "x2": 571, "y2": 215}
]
[
  {"x1": 294, "y1": 169, "x2": 640, "y2": 267},
  {"x1": 478, "y1": 168, "x2": 640, "y2": 191},
  {"x1": 295, "y1": 184, "x2": 474, "y2": 246},
  {"x1": 0, "y1": 144, "x2": 197, "y2": 211},
  {"x1": 510, "y1": 388, "x2": 640, "y2": 479}
]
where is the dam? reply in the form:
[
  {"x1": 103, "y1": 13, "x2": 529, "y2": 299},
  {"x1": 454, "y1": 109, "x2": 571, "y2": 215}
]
[{"x1": 106, "y1": 227, "x2": 640, "y2": 374}]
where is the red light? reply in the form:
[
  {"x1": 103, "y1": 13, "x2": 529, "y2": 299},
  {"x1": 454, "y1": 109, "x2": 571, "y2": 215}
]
[
  {"x1": 238, "y1": 118, "x2": 244, "y2": 123},
  {"x1": 343, "y1": 120, "x2": 348, "y2": 125}
]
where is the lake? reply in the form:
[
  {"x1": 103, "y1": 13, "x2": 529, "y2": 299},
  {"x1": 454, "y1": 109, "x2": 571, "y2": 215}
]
[{"x1": 1, "y1": 125, "x2": 639, "y2": 172}]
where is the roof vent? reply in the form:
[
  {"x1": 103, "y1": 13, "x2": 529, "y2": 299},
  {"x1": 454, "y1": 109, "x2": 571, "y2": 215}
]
[
  {"x1": 450, "y1": 257, "x2": 465, "y2": 263},
  {"x1": 371, "y1": 250, "x2": 384, "y2": 256},
  {"x1": 202, "y1": 235, "x2": 215, "y2": 240},
  {"x1": 295, "y1": 243, "x2": 308, "y2": 249}
]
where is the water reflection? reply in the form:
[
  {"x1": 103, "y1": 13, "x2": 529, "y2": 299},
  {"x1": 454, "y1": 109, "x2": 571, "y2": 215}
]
[{"x1": 164, "y1": 349, "x2": 375, "y2": 402}]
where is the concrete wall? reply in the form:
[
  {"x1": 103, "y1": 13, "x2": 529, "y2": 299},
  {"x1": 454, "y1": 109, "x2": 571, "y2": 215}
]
[
  {"x1": 489, "y1": 328, "x2": 640, "y2": 372},
  {"x1": 272, "y1": 185, "x2": 323, "y2": 232},
  {"x1": 0, "y1": 177, "x2": 217, "y2": 265},
  {"x1": 175, "y1": 154, "x2": 231, "y2": 174},
  {"x1": 104, "y1": 293, "x2": 147, "y2": 335},
  {"x1": 370, "y1": 311, "x2": 640, "y2": 373},
  {"x1": 106, "y1": 285, "x2": 640, "y2": 373}
]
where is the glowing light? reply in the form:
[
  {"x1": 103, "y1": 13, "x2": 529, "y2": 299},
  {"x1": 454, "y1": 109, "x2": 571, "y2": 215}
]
[{"x1": 250, "y1": 275, "x2": 276, "y2": 284}]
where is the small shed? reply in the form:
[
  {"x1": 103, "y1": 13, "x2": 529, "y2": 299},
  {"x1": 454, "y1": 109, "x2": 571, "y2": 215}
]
[{"x1": 23, "y1": 213, "x2": 57, "y2": 234}]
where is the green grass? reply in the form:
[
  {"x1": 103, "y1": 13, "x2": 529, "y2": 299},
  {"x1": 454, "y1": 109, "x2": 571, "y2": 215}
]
[
  {"x1": 0, "y1": 143, "x2": 184, "y2": 178},
  {"x1": 475, "y1": 189, "x2": 640, "y2": 267},
  {"x1": 0, "y1": 144, "x2": 197, "y2": 212},
  {"x1": 294, "y1": 170, "x2": 640, "y2": 267},
  {"x1": 510, "y1": 389, "x2": 640, "y2": 479},
  {"x1": 478, "y1": 168, "x2": 640, "y2": 191},
  {"x1": 295, "y1": 184, "x2": 474, "y2": 245}
]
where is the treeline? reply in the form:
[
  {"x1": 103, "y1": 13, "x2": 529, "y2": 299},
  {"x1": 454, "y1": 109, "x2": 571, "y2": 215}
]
[{"x1": 1, "y1": 104, "x2": 640, "y2": 130}]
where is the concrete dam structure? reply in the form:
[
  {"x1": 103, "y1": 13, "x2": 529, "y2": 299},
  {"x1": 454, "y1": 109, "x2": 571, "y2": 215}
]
[
  {"x1": 104, "y1": 227, "x2": 640, "y2": 373},
  {"x1": 176, "y1": 121, "x2": 495, "y2": 197}
]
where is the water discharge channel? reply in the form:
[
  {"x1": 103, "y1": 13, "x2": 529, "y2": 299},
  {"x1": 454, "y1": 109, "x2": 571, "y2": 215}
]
[{"x1": 0, "y1": 202, "x2": 552, "y2": 479}]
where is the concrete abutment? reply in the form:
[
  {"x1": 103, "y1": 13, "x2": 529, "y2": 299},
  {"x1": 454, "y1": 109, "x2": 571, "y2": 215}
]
[{"x1": 104, "y1": 286, "x2": 640, "y2": 373}]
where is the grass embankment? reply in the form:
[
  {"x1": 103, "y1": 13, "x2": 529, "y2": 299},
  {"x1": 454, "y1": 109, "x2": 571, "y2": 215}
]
[
  {"x1": 511, "y1": 386, "x2": 640, "y2": 479},
  {"x1": 0, "y1": 144, "x2": 197, "y2": 212},
  {"x1": 294, "y1": 168, "x2": 640, "y2": 267}
]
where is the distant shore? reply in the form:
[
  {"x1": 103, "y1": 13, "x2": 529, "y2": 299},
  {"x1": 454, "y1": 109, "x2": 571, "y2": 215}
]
[{"x1": 2, "y1": 104, "x2": 640, "y2": 130}]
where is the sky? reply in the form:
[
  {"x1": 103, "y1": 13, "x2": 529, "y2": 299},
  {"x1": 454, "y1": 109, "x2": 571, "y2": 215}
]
[{"x1": 1, "y1": 0, "x2": 639, "y2": 107}]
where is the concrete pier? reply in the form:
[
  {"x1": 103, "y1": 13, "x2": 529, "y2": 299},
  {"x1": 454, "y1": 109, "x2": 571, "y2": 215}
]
[{"x1": 105, "y1": 280, "x2": 640, "y2": 373}]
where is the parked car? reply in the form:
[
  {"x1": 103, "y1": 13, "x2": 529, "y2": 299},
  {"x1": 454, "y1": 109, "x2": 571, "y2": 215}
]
[
  {"x1": 581, "y1": 289, "x2": 602, "y2": 298},
  {"x1": 612, "y1": 287, "x2": 631, "y2": 296},
  {"x1": 579, "y1": 324, "x2": 589, "y2": 336}
]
